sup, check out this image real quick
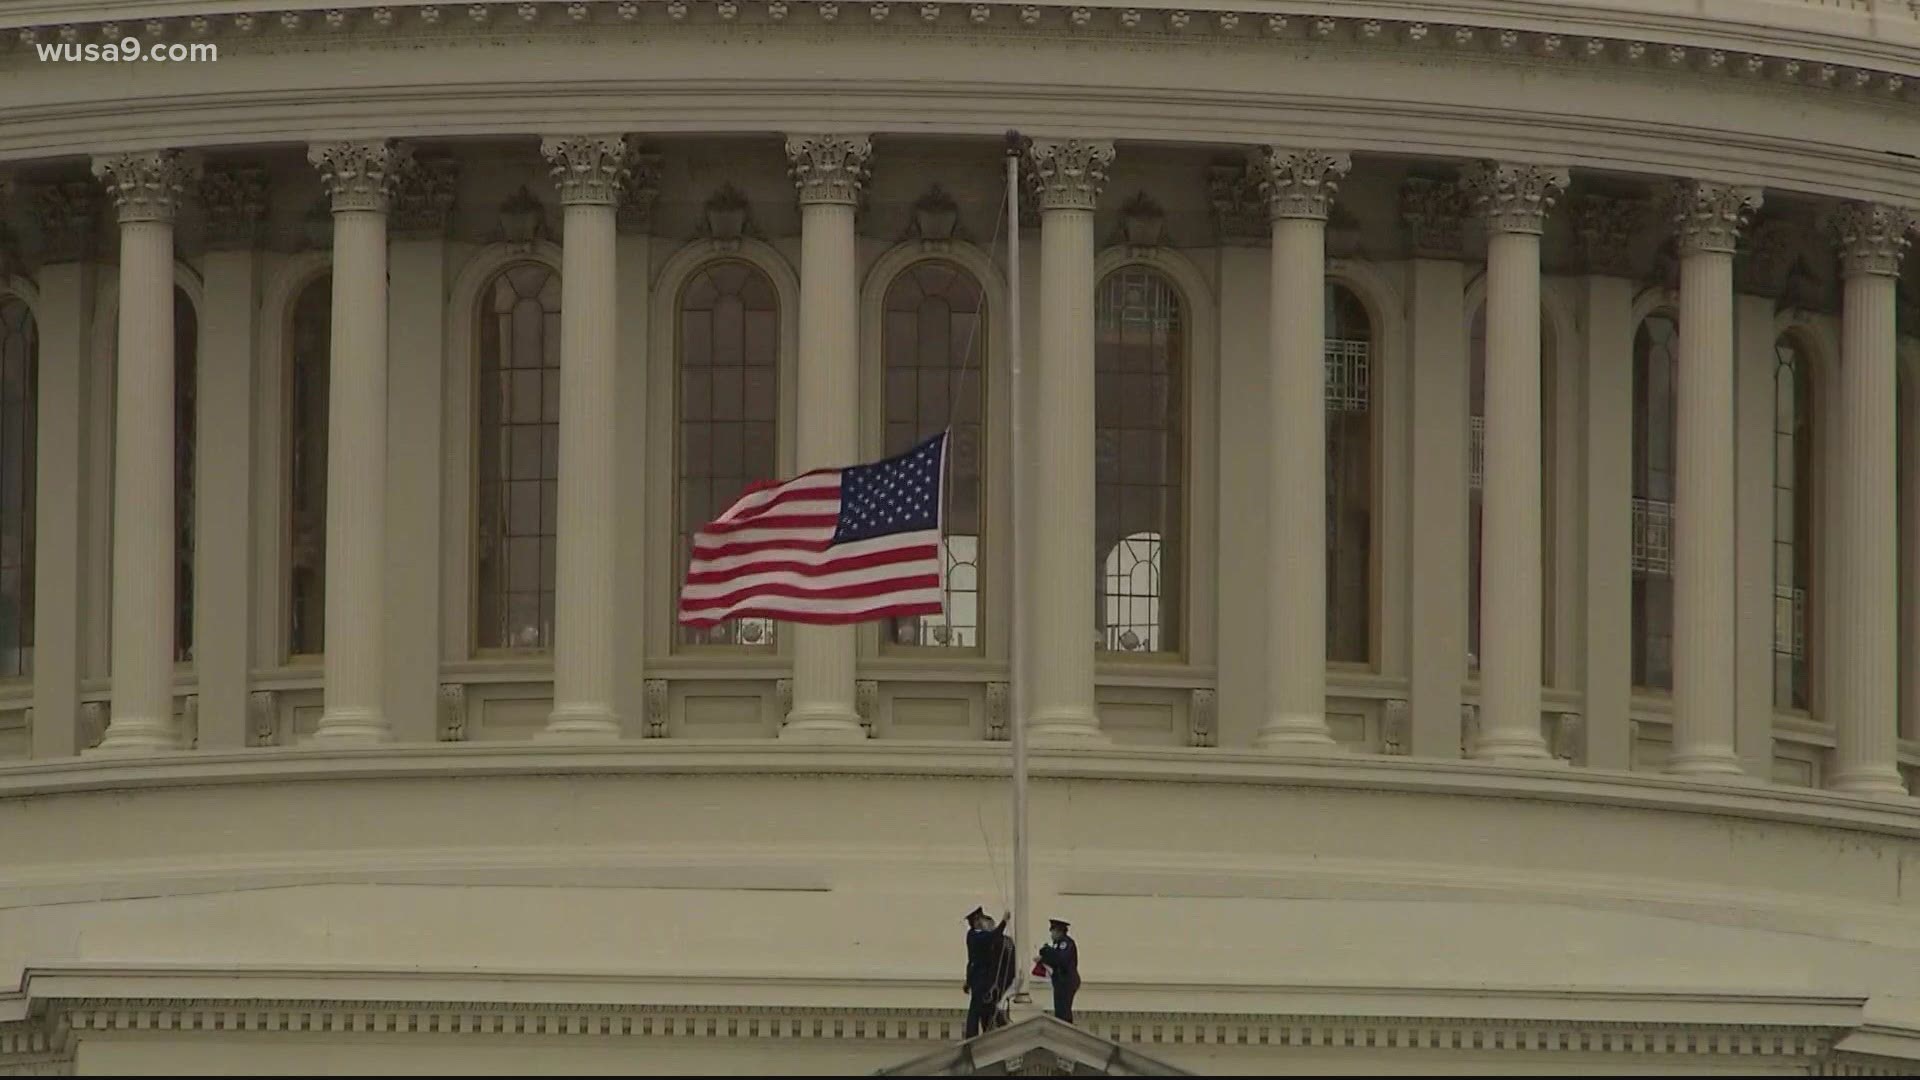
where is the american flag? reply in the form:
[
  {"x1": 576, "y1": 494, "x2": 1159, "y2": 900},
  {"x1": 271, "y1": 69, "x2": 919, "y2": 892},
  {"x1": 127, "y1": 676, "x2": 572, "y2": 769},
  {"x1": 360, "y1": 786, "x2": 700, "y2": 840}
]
[{"x1": 677, "y1": 432, "x2": 949, "y2": 627}]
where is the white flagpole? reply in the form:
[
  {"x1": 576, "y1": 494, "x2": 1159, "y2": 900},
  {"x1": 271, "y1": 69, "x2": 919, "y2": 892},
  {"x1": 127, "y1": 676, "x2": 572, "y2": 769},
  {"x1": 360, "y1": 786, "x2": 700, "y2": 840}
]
[{"x1": 1004, "y1": 132, "x2": 1032, "y2": 1008}]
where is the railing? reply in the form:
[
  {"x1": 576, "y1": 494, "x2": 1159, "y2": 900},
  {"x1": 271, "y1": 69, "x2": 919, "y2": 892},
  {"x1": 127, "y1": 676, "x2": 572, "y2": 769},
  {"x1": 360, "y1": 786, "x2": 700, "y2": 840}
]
[{"x1": 1631, "y1": 496, "x2": 1674, "y2": 576}]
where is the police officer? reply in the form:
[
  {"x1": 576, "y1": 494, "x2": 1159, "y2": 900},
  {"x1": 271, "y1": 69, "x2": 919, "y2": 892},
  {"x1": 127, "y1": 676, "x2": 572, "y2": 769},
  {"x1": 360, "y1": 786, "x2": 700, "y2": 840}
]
[
  {"x1": 1035, "y1": 918, "x2": 1080, "y2": 1023},
  {"x1": 962, "y1": 906, "x2": 1011, "y2": 1038}
]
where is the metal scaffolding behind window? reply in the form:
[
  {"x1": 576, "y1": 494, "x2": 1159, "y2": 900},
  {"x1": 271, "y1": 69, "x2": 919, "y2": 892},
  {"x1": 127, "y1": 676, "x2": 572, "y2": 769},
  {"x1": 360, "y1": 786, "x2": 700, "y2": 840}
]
[
  {"x1": 0, "y1": 296, "x2": 34, "y2": 680},
  {"x1": 287, "y1": 277, "x2": 330, "y2": 658},
  {"x1": 1632, "y1": 312, "x2": 1679, "y2": 691},
  {"x1": 474, "y1": 263, "x2": 562, "y2": 652},
  {"x1": 881, "y1": 261, "x2": 984, "y2": 650},
  {"x1": 1095, "y1": 268, "x2": 1184, "y2": 655},
  {"x1": 1773, "y1": 335, "x2": 1815, "y2": 712},
  {"x1": 676, "y1": 261, "x2": 780, "y2": 649},
  {"x1": 1326, "y1": 283, "x2": 1372, "y2": 665}
]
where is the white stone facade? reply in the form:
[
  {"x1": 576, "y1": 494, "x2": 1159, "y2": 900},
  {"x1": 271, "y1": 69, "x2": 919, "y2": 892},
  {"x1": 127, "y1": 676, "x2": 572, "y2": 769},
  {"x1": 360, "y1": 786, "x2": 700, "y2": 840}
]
[{"x1": 0, "y1": 0, "x2": 1918, "y2": 1073}]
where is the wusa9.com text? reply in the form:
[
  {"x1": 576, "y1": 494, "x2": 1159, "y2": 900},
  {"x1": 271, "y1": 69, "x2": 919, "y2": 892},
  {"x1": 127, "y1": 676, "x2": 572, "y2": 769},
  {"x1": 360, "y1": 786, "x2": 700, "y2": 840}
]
[{"x1": 37, "y1": 39, "x2": 218, "y2": 63}]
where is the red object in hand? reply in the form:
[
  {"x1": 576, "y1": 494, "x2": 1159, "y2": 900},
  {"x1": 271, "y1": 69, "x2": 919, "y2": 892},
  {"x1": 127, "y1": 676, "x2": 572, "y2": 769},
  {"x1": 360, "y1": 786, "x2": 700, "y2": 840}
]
[{"x1": 1032, "y1": 961, "x2": 1050, "y2": 978}]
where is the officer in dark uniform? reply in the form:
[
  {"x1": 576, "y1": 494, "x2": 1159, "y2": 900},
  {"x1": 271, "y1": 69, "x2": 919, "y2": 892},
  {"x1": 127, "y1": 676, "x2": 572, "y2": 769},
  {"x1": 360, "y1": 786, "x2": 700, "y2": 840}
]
[
  {"x1": 963, "y1": 906, "x2": 1012, "y2": 1038},
  {"x1": 1035, "y1": 918, "x2": 1080, "y2": 1023}
]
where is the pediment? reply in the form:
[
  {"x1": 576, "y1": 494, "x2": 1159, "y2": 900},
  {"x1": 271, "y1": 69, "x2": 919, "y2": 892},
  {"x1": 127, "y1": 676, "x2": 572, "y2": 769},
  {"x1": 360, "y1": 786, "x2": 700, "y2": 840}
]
[{"x1": 876, "y1": 1014, "x2": 1189, "y2": 1077}]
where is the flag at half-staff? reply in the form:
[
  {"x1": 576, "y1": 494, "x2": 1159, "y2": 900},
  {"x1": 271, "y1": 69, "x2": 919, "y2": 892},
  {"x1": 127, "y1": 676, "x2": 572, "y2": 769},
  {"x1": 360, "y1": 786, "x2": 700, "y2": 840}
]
[{"x1": 677, "y1": 431, "x2": 949, "y2": 627}]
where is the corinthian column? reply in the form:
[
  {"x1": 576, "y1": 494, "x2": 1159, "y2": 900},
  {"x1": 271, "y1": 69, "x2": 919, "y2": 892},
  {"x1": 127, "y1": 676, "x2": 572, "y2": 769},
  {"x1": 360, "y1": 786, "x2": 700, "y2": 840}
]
[
  {"x1": 540, "y1": 135, "x2": 633, "y2": 741},
  {"x1": 1023, "y1": 138, "x2": 1114, "y2": 746},
  {"x1": 90, "y1": 150, "x2": 199, "y2": 754},
  {"x1": 1252, "y1": 148, "x2": 1350, "y2": 750},
  {"x1": 1829, "y1": 202, "x2": 1914, "y2": 795},
  {"x1": 1461, "y1": 161, "x2": 1567, "y2": 761},
  {"x1": 1666, "y1": 180, "x2": 1761, "y2": 778},
  {"x1": 781, "y1": 134, "x2": 872, "y2": 741},
  {"x1": 308, "y1": 140, "x2": 407, "y2": 744}
]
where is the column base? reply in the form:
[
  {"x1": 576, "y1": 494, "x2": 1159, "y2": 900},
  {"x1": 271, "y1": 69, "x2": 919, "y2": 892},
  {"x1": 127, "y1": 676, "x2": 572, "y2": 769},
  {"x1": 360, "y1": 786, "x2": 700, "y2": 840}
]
[
  {"x1": 309, "y1": 708, "x2": 393, "y2": 746},
  {"x1": 1828, "y1": 767, "x2": 1909, "y2": 797},
  {"x1": 779, "y1": 708, "x2": 867, "y2": 742},
  {"x1": 87, "y1": 718, "x2": 178, "y2": 755},
  {"x1": 1028, "y1": 710, "x2": 1109, "y2": 748},
  {"x1": 539, "y1": 705, "x2": 621, "y2": 743},
  {"x1": 1254, "y1": 714, "x2": 1341, "y2": 754},
  {"x1": 1665, "y1": 748, "x2": 1749, "y2": 778}
]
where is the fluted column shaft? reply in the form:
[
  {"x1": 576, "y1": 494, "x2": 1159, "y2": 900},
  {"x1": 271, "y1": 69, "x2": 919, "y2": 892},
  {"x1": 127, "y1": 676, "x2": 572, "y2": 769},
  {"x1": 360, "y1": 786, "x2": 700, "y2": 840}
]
[
  {"x1": 1024, "y1": 139, "x2": 1113, "y2": 745},
  {"x1": 1667, "y1": 182, "x2": 1759, "y2": 777},
  {"x1": 781, "y1": 135, "x2": 871, "y2": 741},
  {"x1": 1464, "y1": 163, "x2": 1567, "y2": 761},
  {"x1": 93, "y1": 151, "x2": 197, "y2": 753},
  {"x1": 1830, "y1": 204, "x2": 1913, "y2": 794},
  {"x1": 541, "y1": 136, "x2": 633, "y2": 741},
  {"x1": 310, "y1": 141, "x2": 405, "y2": 744},
  {"x1": 1253, "y1": 149, "x2": 1350, "y2": 749}
]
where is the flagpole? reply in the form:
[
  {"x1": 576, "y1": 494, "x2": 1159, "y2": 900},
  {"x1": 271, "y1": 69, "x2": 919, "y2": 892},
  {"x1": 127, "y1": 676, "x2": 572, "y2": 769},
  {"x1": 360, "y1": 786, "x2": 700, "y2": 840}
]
[{"x1": 1004, "y1": 131, "x2": 1032, "y2": 1009}]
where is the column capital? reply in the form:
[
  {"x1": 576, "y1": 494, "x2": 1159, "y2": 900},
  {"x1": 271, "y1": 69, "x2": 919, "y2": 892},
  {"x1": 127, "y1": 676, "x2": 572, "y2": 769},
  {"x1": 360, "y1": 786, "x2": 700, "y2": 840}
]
[
  {"x1": 1460, "y1": 161, "x2": 1569, "y2": 236},
  {"x1": 1251, "y1": 148, "x2": 1351, "y2": 222},
  {"x1": 91, "y1": 150, "x2": 201, "y2": 225},
  {"x1": 618, "y1": 150, "x2": 664, "y2": 235},
  {"x1": 30, "y1": 181, "x2": 102, "y2": 263},
  {"x1": 1666, "y1": 180, "x2": 1763, "y2": 256},
  {"x1": 308, "y1": 140, "x2": 411, "y2": 214},
  {"x1": 1831, "y1": 201, "x2": 1916, "y2": 279},
  {"x1": 1023, "y1": 138, "x2": 1115, "y2": 213},
  {"x1": 392, "y1": 155, "x2": 459, "y2": 239},
  {"x1": 1398, "y1": 175, "x2": 1472, "y2": 258},
  {"x1": 541, "y1": 134, "x2": 636, "y2": 207},
  {"x1": 785, "y1": 134, "x2": 873, "y2": 207},
  {"x1": 1568, "y1": 194, "x2": 1645, "y2": 277},
  {"x1": 197, "y1": 164, "x2": 270, "y2": 251}
]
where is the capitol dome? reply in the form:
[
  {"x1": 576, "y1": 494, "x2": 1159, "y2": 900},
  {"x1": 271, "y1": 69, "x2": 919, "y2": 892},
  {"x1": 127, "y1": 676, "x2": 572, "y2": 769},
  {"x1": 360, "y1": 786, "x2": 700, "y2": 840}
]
[{"x1": 0, "y1": 0, "x2": 1919, "y2": 1073}]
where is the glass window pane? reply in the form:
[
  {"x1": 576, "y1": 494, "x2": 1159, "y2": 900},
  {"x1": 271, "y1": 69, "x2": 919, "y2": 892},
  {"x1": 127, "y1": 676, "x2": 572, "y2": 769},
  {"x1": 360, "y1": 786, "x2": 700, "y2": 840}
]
[
  {"x1": 1772, "y1": 335, "x2": 1815, "y2": 711},
  {"x1": 474, "y1": 262, "x2": 561, "y2": 651},
  {"x1": 1095, "y1": 268, "x2": 1183, "y2": 656},
  {"x1": 174, "y1": 288, "x2": 197, "y2": 664},
  {"x1": 1325, "y1": 283, "x2": 1371, "y2": 665},
  {"x1": 287, "y1": 277, "x2": 331, "y2": 656},
  {"x1": 1631, "y1": 313, "x2": 1680, "y2": 691},
  {"x1": 678, "y1": 261, "x2": 784, "y2": 648},
  {"x1": 0, "y1": 296, "x2": 35, "y2": 678}
]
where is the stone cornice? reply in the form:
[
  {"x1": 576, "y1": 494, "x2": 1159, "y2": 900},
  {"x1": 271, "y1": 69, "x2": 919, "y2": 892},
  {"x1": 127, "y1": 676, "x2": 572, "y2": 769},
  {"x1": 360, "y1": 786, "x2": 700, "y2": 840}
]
[
  {"x1": 0, "y1": 967, "x2": 1895, "y2": 1068},
  {"x1": 0, "y1": 743, "x2": 1918, "y2": 840},
  {"x1": 1, "y1": 3, "x2": 1916, "y2": 106}
]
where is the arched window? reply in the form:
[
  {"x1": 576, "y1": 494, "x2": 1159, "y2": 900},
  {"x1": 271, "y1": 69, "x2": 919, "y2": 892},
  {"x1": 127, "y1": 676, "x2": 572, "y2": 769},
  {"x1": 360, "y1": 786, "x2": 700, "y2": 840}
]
[
  {"x1": 1095, "y1": 267, "x2": 1184, "y2": 655},
  {"x1": 1773, "y1": 334, "x2": 1815, "y2": 711},
  {"x1": 474, "y1": 263, "x2": 561, "y2": 652},
  {"x1": 1632, "y1": 312, "x2": 1680, "y2": 691},
  {"x1": 174, "y1": 287, "x2": 196, "y2": 664},
  {"x1": 286, "y1": 276, "x2": 330, "y2": 658},
  {"x1": 1467, "y1": 305, "x2": 1555, "y2": 679},
  {"x1": 882, "y1": 261, "x2": 985, "y2": 650},
  {"x1": 1326, "y1": 283, "x2": 1372, "y2": 665},
  {"x1": 0, "y1": 296, "x2": 35, "y2": 679},
  {"x1": 676, "y1": 260, "x2": 780, "y2": 649}
]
